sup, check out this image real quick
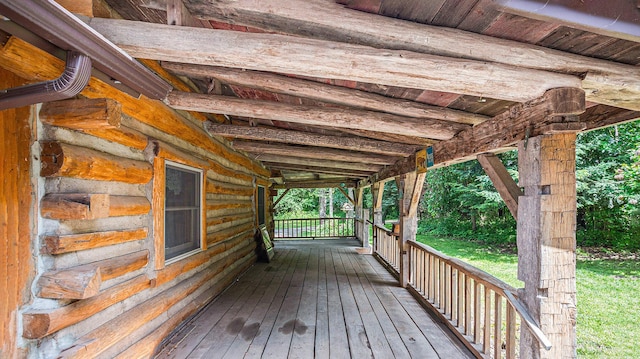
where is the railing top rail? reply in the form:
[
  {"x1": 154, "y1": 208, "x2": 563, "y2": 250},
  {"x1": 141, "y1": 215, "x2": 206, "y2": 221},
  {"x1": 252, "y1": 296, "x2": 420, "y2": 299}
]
[
  {"x1": 373, "y1": 223, "x2": 396, "y2": 237},
  {"x1": 408, "y1": 239, "x2": 517, "y2": 294}
]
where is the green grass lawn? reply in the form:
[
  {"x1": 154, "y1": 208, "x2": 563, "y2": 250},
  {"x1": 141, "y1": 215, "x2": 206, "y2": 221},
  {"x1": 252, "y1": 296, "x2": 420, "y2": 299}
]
[{"x1": 416, "y1": 235, "x2": 640, "y2": 359}]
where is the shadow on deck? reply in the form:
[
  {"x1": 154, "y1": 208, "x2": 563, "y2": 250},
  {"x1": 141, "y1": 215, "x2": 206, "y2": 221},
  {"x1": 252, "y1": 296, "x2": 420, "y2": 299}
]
[{"x1": 155, "y1": 239, "x2": 474, "y2": 358}]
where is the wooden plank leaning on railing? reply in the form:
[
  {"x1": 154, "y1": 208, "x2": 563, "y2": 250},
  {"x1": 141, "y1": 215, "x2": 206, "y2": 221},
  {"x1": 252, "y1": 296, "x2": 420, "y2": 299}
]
[{"x1": 405, "y1": 240, "x2": 552, "y2": 359}]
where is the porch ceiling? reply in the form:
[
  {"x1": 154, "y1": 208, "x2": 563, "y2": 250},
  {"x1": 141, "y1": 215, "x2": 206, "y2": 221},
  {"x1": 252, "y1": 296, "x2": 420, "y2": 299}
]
[{"x1": 47, "y1": 0, "x2": 640, "y2": 187}]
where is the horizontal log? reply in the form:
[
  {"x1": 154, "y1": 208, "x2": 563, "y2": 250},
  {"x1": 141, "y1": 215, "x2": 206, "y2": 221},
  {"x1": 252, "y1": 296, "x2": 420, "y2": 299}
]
[
  {"x1": 233, "y1": 141, "x2": 400, "y2": 165},
  {"x1": 206, "y1": 123, "x2": 418, "y2": 156},
  {"x1": 180, "y1": 0, "x2": 640, "y2": 111},
  {"x1": 23, "y1": 275, "x2": 152, "y2": 339},
  {"x1": 206, "y1": 180, "x2": 254, "y2": 197},
  {"x1": 162, "y1": 63, "x2": 489, "y2": 125},
  {"x1": 43, "y1": 228, "x2": 149, "y2": 255},
  {"x1": 206, "y1": 200, "x2": 252, "y2": 212},
  {"x1": 88, "y1": 18, "x2": 581, "y2": 103},
  {"x1": 40, "y1": 98, "x2": 121, "y2": 130},
  {"x1": 108, "y1": 196, "x2": 151, "y2": 217},
  {"x1": 206, "y1": 221, "x2": 254, "y2": 246},
  {"x1": 272, "y1": 180, "x2": 358, "y2": 189},
  {"x1": 97, "y1": 250, "x2": 149, "y2": 281},
  {"x1": 144, "y1": 139, "x2": 210, "y2": 169},
  {"x1": 40, "y1": 141, "x2": 152, "y2": 184},
  {"x1": 84, "y1": 126, "x2": 148, "y2": 151},
  {"x1": 263, "y1": 162, "x2": 372, "y2": 178},
  {"x1": 41, "y1": 193, "x2": 109, "y2": 220},
  {"x1": 41, "y1": 194, "x2": 150, "y2": 220},
  {"x1": 252, "y1": 154, "x2": 382, "y2": 173},
  {"x1": 371, "y1": 87, "x2": 586, "y2": 181},
  {"x1": 37, "y1": 267, "x2": 102, "y2": 300},
  {"x1": 167, "y1": 92, "x2": 468, "y2": 140}
]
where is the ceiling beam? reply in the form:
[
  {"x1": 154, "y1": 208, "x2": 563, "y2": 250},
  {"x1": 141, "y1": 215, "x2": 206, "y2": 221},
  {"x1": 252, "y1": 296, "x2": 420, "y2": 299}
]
[
  {"x1": 272, "y1": 180, "x2": 357, "y2": 189},
  {"x1": 232, "y1": 141, "x2": 399, "y2": 165},
  {"x1": 87, "y1": 18, "x2": 581, "y2": 103},
  {"x1": 370, "y1": 87, "x2": 586, "y2": 182},
  {"x1": 252, "y1": 154, "x2": 382, "y2": 173},
  {"x1": 205, "y1": 123, "x2": 418, "y2": 157},
  {"x1": 492, "y1": 0, "x2": 640, "y2": 43},
  {"x1": 167, "y1": 91, "x2": 467, "y2": 140},
  {"x1": 177, "y1": 0, "x2": 640, "y2": 111},
  {"x1": 162, "y1": 63, "x2": 489, "y2": 125},
  {"x1": 263, "y1": 162, "x2": 372, "y2": 178}
]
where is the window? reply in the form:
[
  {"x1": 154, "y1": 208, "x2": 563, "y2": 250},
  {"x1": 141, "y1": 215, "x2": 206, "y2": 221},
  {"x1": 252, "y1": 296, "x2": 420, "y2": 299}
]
[
  {"x1": 164, "y1": 162, "x2": 202, "y2": 262},
  {"x1": 257, "y1": 185, "x2": 266, "y2": 226}
]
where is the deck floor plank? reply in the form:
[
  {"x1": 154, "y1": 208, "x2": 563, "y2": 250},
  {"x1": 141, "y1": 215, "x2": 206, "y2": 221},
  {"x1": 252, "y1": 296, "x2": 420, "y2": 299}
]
[
  {"x1": 221, "y1": 249, "x2": 298, "y2": 359},
  {"x1": 157, "y1": 250, "x2": 294, "y2": 359},
  {"x1": 155, "y1": 239, "x2": 474, "y2": 359}
]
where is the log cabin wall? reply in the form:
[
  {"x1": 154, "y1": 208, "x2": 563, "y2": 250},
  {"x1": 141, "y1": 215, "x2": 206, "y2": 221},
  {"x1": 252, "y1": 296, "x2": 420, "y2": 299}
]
[
  {"x1": 0, "y1": 36, "x2": 271, "y2": 358},
  {"x1": 0, "y1": 67, "x2": 35, "y2": 359}
]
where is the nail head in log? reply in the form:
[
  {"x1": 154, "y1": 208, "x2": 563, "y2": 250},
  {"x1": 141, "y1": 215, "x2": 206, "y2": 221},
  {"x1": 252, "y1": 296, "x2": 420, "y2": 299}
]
[{"x1": 40, "y1": 141, "x2": 152, "y2": 184}]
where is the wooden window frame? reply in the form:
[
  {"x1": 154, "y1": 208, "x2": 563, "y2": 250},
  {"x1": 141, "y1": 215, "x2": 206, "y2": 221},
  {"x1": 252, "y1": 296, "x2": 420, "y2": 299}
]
[{"x1": 153, "y1": 155, "x2": 207, "y2": 270}]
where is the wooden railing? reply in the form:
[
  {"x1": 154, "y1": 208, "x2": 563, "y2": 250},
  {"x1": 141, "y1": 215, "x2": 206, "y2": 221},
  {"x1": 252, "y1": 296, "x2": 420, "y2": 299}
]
[
  {"x1": 273, "y1": 217, "x2": 355, "y2": 239},
  {"x1": 372, "y1": 224, "x2": 400, "y2": 275},
  {"x1": 406, "y1": 240, "x2": 551, "y2": 359}
]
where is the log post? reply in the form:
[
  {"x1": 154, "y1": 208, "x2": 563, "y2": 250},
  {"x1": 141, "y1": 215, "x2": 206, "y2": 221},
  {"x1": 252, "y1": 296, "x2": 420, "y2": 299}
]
[
  {"x1": 354, "y1": 187, "x2": 364, "y2": 246},
  {"x1": 371, "y1": 181, "x2": 384, "y2": 227},
  {"x1": 517, "y1": 132, "x2": 579, "y2": 359},
  {"x1": 362, "y1": 209, "x2": 370, "y2": 248},
  {"x1": 395, "y1": 172, "x2": 425, "y2": 287}
]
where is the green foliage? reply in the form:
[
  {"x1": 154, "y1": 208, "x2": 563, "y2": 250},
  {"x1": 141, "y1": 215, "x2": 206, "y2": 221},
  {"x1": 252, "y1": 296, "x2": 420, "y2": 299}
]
[
  {"x1": 419, "y1": 151, "x2": 517, "y2": 245},
  {"x1": 417, "y1": 120, "x2": 640, "y2": 250},
  {"x1": 576, "y1": 122, "x2": 640, "y2": 249}
]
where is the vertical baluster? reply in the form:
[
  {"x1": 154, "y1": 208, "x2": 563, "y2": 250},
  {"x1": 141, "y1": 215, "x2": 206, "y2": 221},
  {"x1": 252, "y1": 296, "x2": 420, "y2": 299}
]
[
  {"x1": 474, "y1": 283, "x2": 482, "y2": 345},
  {"x1": 458, "y1": 271, "x2": 465, "y2": 330},
  {"x1": 450, "y1": 267, "x2": 456, "y2": 323},
  {"x1": 506, "y1": 302, "x2": 516, "y2": 359},
  {"x1": 494, "y1": 293, "x2": 503, "y2": 359},
  {"x1": 483, "y1": 288, "x2": 491, "y2": 355},
  {"x1": 421, "y1": 250, "x2": 426, "y2": 295},
  {"x1": 439, "y1": 260, "x2": 445, "y2": 310},
  {"x1": 465, "y1": 275, "x2": 472, "y2": 336}
]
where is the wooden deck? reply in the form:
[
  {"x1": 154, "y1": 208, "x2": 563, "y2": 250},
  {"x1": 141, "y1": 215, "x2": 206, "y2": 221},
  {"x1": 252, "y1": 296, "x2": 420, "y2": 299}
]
[{"x1": 155, "y1": 239, "x2": 474, "y2": 358}]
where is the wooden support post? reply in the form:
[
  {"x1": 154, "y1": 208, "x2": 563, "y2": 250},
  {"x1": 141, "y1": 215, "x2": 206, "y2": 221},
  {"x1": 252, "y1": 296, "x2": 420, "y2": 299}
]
[
  {"x1": 477, "y1": 153, "x2": 523, "y2": 219},
  {"x1": 517, "y1": 133, "x2": 578, "y2": 359},
  {"x1": 395, "y1": 172, "x2": 425, "y2": 287},
  {"x1": 362, "y1": 209, "x2": 370, "y2": 248},
  {"x1": 354, "y1": 187, "x2": 364, "y2": 246},
  {"x1": 371, "y1": 181, "x2": 384, "y2": 227}
]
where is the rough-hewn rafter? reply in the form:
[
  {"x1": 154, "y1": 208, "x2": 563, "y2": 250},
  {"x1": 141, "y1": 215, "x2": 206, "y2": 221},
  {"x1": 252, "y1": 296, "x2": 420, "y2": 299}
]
[
  {"x1": 370, "y1": 87, "x2": 586, "y2": 182},
  {"x1": 177, "y1": 0, "x2": 640, "y2": 111},
  {"x1": 250, "y1": 154, "x2": 382, "y2": 173},
  {"x1": 168, "y1": 92, "x2": 467, "y2": 140},
  {"x1": 263, "y1": 162, "x2": 372, "y2": 178},
  {"x1": 232, "y1": 141, "x2": 399, "y2": 165},
  {"x1": 88, "y1": 18, "x2": 581, "y2": 103},
  {"x1": 162, "y1": 63, "x2": 489, "y2": 125},
  {"x1": 273, "y1": 180, "x2": 357, "y2": 189},
  {"x1": 205, "y1": 123, "x2": 419, "y2": 156}
]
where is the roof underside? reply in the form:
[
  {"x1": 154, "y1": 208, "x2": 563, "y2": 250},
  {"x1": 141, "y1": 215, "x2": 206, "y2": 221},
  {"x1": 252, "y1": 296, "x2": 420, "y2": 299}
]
[{"x1": 48, "y1": 0, "x2": 640, "y2": 187}]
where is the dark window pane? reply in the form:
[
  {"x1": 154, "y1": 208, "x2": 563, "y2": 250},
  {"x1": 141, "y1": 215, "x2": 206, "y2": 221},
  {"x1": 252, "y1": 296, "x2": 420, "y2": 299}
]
[
  {"x1": 165, "y1": 164, "x2": 201, "y2": 261},
  {"x1": 258, "y1": 186, "x2": 265, "y2": 225}
]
